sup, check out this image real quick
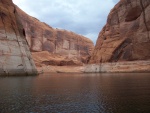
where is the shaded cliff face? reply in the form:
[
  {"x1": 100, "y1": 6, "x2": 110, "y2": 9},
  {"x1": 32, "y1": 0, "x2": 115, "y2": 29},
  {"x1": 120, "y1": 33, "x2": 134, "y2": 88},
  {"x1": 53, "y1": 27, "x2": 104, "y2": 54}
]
[
  {"x1": 0, "y1": 0, "x2": 37, "y2": 75},
  {"x1": 90, "y1": 0, "x2": 150, "y2": 63},
  {"x1": 15, "y1": 7, "x2": 94, "y2": 64}
]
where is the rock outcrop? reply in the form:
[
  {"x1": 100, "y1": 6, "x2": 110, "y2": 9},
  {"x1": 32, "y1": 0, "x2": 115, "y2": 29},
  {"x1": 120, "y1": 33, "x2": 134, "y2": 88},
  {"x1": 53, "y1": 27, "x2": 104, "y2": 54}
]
[
  {"x1": 32, "y1": 51, "x2": 83, "y2": 67},
  {"x1": 85, "y1": 61, "x2": 150, "y2": 73},
  {"x1": 15, "y1": 7, "x2": 94, "y2": 65},
  {"x1": 0, "y1": 0, "x2": 37, "y2": 75},
  {"x1": 90, "y1": 0, "x2": 150, "y2": 63}
]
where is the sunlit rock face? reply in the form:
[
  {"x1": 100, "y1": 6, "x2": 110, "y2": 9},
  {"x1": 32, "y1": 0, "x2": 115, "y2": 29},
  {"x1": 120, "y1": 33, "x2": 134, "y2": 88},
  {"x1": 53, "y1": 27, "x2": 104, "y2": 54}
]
[
  {"x1": 0, "y1": 0, "x2": 37, "y2": 75},
  {"x1": 90, "y1": 0, "x2": 150, "y2": 63},
  {"x1": 15, "y1": 7, "x2": 94, "y2": 65}
]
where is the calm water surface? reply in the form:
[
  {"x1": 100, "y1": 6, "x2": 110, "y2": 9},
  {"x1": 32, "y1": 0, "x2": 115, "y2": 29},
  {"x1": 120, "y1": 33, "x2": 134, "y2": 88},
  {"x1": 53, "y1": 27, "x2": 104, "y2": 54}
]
[{"x1": 0, "y1": 73, "x2": 150, "y2": 113}]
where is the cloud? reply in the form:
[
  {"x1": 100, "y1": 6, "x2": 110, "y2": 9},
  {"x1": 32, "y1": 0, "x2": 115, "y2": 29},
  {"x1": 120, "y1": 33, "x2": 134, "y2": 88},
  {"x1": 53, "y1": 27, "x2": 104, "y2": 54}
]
[{"x1": 12, "y1": 0, "x2": 119, "y2": 44}]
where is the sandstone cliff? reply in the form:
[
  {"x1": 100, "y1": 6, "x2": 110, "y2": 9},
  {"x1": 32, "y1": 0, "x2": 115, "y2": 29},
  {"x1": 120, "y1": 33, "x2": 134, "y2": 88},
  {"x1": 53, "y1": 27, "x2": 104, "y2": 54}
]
[
  {"x1": 90, "y1": 0, "x2": 150, "y2": 63},
  {"x1": 15, "y1": 7, "x2": 94, "y2": 66},
  {"x1": 0, "y1": 0, "x2": 37, "y2": 75}
]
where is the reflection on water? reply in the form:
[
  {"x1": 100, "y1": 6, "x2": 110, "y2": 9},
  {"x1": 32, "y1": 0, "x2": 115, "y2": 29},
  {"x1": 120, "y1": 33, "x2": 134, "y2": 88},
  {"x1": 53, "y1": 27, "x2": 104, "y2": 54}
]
[{"x1": 0, "y1": 73, "x2": 150, "y2": 113}]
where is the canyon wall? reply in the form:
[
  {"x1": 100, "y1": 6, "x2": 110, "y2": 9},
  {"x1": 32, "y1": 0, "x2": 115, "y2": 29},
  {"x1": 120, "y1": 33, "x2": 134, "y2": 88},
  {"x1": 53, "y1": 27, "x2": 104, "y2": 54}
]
[
  {"x1": 15, "y1": 7, "x2": 94, "y2": 66},
  {"x1": 0, "y1": 0, "x2": 37, "y2": 75},
  {"x1": 90, "y1": 0, "x2": 150, "y2": 63}
]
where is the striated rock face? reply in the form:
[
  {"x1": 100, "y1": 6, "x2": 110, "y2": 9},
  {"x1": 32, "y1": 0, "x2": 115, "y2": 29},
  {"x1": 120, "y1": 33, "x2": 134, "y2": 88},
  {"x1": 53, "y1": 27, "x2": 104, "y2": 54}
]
[
  {"x1": 0, "y1": 0, "x2": 37, "y2": 75},
  {"x1": 90, "y1": 0, "x2": 150, "y2": 63},
  {"x1": 85, "y1": 61, "x2": 150, "y2": 73},
  {"x1": 15, "y1": 7, "x2": 94, "y2": 65},
  {"x1": 32, "y1": 51, "x2": 83, "y2": 67}
]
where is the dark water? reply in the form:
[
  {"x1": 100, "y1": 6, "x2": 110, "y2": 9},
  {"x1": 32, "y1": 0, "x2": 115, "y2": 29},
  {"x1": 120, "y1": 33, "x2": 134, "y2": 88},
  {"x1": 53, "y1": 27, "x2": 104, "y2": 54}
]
[{"x1": 0, "y1": 73, "x2": 150, "y2": 113}]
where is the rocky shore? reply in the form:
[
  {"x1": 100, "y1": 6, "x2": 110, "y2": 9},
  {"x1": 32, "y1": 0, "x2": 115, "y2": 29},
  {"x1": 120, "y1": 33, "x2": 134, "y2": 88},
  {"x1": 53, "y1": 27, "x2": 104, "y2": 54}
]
[
  {"x1": 37, "y1": 66, "x2": 84, "y2": 74},
  {"x1": 37, "y1": 60, "x2": 150, "y2": 74},
  {"x1": 85, "y1": 60, "x2": 150, "y2": 73}
]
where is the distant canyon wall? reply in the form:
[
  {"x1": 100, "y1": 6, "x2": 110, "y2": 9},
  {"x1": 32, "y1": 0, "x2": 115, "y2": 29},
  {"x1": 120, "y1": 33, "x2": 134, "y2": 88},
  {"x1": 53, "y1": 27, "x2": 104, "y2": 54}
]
[
  {"x1": 90, "y1": 0, "x2": 150, "y2": 63},
  {"x1": 15, "y1": 7, "x2": 94, "y2": 64},
  {"x1": 0, "y1": 0, "x2": 37, "y2": 75}
]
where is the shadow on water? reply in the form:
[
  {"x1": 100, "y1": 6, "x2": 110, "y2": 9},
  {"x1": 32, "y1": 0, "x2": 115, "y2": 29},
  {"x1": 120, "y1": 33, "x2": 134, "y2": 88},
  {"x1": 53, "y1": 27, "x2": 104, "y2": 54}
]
[{"x1": 0, "y1": 73, "x2": 150, "y2": 113}]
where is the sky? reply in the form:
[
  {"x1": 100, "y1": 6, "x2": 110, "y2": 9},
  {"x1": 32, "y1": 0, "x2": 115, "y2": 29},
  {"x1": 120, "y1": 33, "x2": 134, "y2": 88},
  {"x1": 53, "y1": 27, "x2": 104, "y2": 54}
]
[{"x1": 12, "y1": 0, "x2": 119, "y2": 44}]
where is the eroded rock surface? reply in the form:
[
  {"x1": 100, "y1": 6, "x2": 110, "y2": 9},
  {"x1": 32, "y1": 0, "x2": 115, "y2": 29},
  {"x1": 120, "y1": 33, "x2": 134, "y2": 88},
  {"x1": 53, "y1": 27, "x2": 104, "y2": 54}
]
[
  {"x1": 32, "y1": 51, "x2": 83, "y2": 67},
  {"x1": 85, "y1": 61, "x2": 150, "y2": 73},
  {"x1": 90, "y1": 0, "x2": 150, "y2": 63},
  {"x1": 0, "y1": 0, "x2": 37, "y2": 75},
  {"x1": 15, "y1": 7, "x2": 94, "y2": 65}
]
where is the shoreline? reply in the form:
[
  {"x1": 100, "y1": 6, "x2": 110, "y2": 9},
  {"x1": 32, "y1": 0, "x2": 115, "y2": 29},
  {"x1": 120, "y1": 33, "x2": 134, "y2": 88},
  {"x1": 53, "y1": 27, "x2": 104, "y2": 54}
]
[
  {"x1": 37, "y1": 60, "x2": 150, "y2": 74},
  {"x1": 37, "y1": 66, "x2": 85, "y2": 74},
  {"x1": 0, "y1": 60, "x2": 149, "y2": 76},
  {"x1": 85, "y1": 60, "x2": 150, "y2": 73}
]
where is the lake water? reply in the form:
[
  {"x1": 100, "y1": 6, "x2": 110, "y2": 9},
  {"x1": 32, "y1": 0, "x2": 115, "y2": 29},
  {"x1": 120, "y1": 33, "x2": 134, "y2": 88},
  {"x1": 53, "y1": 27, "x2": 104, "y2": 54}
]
[{"x1": 0, "y1": 73, "x2": 150, "y2": 113}]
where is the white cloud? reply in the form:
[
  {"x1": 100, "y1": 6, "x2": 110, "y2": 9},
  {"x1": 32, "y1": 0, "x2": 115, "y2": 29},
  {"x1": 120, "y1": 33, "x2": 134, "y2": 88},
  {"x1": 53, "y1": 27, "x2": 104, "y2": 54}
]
[{"x1": 12, "y1": 0, "x2": 119, "y2": 44}]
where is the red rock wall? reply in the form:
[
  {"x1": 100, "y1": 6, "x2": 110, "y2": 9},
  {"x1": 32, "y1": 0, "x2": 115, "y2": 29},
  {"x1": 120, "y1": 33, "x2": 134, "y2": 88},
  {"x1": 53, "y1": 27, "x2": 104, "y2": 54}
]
[
  {"x1": 0, "y1": 0, "x2": 37, "y2": 75},
  {"x1": 15, "y1": 6, "x2": 94, "y2": 63},
  {"x1": 90, "y1": 0, "x2": 150, "y2": 63}
]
